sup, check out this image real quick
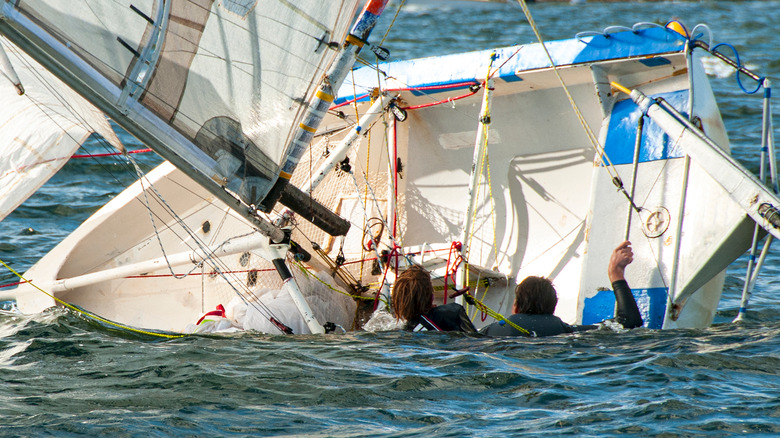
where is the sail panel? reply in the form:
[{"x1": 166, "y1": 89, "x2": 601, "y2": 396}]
[
  {"x1": 19, "y1": 0, "x2": 154, "y2": 86},
  {"x1": 140, "y1": 0, "x2": 211, "y2": 122},
  {"x1": 0, "y1": 39, "x2": 123, "y2": 222},
  {"x1": 167, "y1": 0, "x2": 360, "y2": 204}
]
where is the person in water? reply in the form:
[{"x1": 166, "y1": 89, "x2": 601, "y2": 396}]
[
  {"x1": 392, "y1": 265, "x2": 477, "y2": 333},
  {"x1": 480, "y1": 240, "x2": 643, "y2": 337}
]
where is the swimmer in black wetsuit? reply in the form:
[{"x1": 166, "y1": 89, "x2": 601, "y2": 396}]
[
  {"x1": 392, "y1": 265, "x2": 477, "y2": 333},
  {"x1": 480, "y1": 240, "x2": 643, "y2": 337}
]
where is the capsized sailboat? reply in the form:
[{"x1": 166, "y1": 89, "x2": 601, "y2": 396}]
[{"x1": 1, "y1": 2, "x2": 778, "y2": 334}]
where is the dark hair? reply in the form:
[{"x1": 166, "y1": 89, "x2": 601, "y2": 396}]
[
  {"x1": 392, "y1": 266, "x2": 434, "y2": 321},
  {"x1": 514, "y1": 276, "x2": 557, "y2": 315}
]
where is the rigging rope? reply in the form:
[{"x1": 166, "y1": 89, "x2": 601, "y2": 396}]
[
  {"x1": 512, "y1": 0, "x2": 632, "y2": 202},
  {"x1": 128, "y1": 156, "x2": 192, "y2": 280},
  {"x1": 400, "y1": 85, "x2": 481, "y2": 111},
  {"x1": 461, "y1": 52, "x2": 497, "y2": 315},
  {"x1": 0, "y1": 257, "x2": 185, "y2": 338},
  {"x1": 71, "y1": 148, "x2": 152, "y2": 159},
  {"x1": 379, "y1": 0, "x2": 406, "y2": 46},
  {"x1": 291, "y1": 257, "x2": 388, "y2": 306},
  {"x1": 0, "y1": 40, "x2": 156, "y2": 193},
  {"x1": 461, "y1": 290, "x2": 530, "y2": 336},
  {"x1": 125, "y1": 154, "x2": 292, "y2": 334}
]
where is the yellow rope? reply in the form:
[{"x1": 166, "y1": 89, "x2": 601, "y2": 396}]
[
  {"x1": 464, "y1": 52, "x2": 497, "y2": 311},
  {"x1": 0, "y1": 258, "x2": 186, "y2": 339},
  {"x1": 477, "y1": 120, "x2": 499, "y2": 270},
  {"x1": 467, "y1": 292, "x2": 530, "y2": 336},
  {"x1": 468, "y1": 275, "x2": 491, "y2": 320},
  {"x1": 468, "y1": 277, "x2": 487, "y2": 321},
  {"x1": 379, "y1": 0, "x2": 406, "y2": 45},
  {"x1": 291, "y1": 258, "x2": 388, "y2": 306},
  {"x1": 350, "y1": 69, "x2": 361, "y2": 126},
  {"x1": 485, "y1": 149, "x2": 499, "y2": 266}
]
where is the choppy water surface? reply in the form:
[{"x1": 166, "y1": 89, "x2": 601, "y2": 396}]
[{"x1": 3, "y1": 1, "x2": 780, "y2": 435}]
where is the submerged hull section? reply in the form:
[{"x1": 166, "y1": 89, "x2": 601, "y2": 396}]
[{"x1": 11, "y1": 162, "x2": 270, "y2": 331}]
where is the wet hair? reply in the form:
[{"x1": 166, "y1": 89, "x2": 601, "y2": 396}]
[
  {"x1": 392, "y1": 266, "x2": 434, "y2": 321},
  {"x1": 514, "y1": 276, "x2": 558, "y2": 315}
]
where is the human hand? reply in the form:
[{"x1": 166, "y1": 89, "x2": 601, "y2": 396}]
[{"x1": 608, "y1": 240, "x2": 633, "y2": 282}]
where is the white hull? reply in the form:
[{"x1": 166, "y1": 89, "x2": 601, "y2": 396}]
[
  {"x1": 9, "y1": 161, "x2": 356, "y2": 333},
  {"x1": 11, "y1": 162, "x2": 264, "y2": 331}
]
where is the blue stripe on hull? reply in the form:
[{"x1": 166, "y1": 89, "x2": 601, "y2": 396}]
[
  {"x1": 336, "y1": 27, "x2": 687, "y2": 104},
  {"x1": 603, "y1": 89, "x2": 690, "y2": 165},
  {"x1": 583, "y1": 287, "x2": 667, "y2": 329}
]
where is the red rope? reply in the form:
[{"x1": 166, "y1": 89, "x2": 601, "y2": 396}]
[
  {"x1": 331, "y1": 81, "x2": 480, "y2": 111},
  {"x1": 395, "y1": 81, "x2": 479, "y2": 93},
  {"x1": 442, "y1": 241, "x2": 462, "y2": 304},
  {"x1": 488, "y1": 46, "x2": 524, "y2": 80},
  {"x1": 124, "y1": 267, "x2": 276, "y2": 279},
  {"x1": 342, "y1": 245, "x2": 453, "y2": 267},
  {"x1": 71, "y1": 148, "x2": 153, "y2": 159},
  {"x1": 0, "y1": 280, "x2": 27, "y2": 289},
  {"x1": 401, "y1": 87, "x2": 480, "y2": 111},
  {"x1": 449, "y1": 257, "x2": 462, "y2": 301},
  {"x1": 1, "y1": 148, "x2": 152, "y2": 176}
]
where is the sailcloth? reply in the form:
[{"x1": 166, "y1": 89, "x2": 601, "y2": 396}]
[
  {"x1": 0, "y1": 39, "x2": 122, "y2": 222},
  {"x1": 3, "y1": 0, "x2": 361, "y2": 210}
]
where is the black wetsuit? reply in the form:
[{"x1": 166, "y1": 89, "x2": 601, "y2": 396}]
[
  {"x1": 404, "y1": 303, "x2": 477, "y2": 333},
  {"x1": 480, "y1": 280, "x2": 643, "y2": 337}
]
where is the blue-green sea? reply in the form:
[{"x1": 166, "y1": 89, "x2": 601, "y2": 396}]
[{"x1": 3, "y1": 1, "x2": 780, "y2": 436}]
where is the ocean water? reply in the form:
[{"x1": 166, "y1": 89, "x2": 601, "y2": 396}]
[{"x1": 2, "y1": 1, "x2": 780, "y2": 435}]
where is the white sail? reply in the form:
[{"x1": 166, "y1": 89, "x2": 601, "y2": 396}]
[
  {"x1": 0, "y1": 38, "x2": 122, "y2": 222},
  {"x1": 4, "y1": 0, "x2": 361, "y2": 210}
]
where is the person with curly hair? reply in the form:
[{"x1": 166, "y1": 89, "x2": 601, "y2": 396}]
[{"x1": 392, "y1": 265, "x2": 477, "y2": 333}]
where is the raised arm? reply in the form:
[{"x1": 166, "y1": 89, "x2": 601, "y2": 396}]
[
  {"x1": 609, "y1": 241, "x2": 643, "y2": 329},
  {"x1": 608, "y1": 240, "x2": 633, "y2": 282}
]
